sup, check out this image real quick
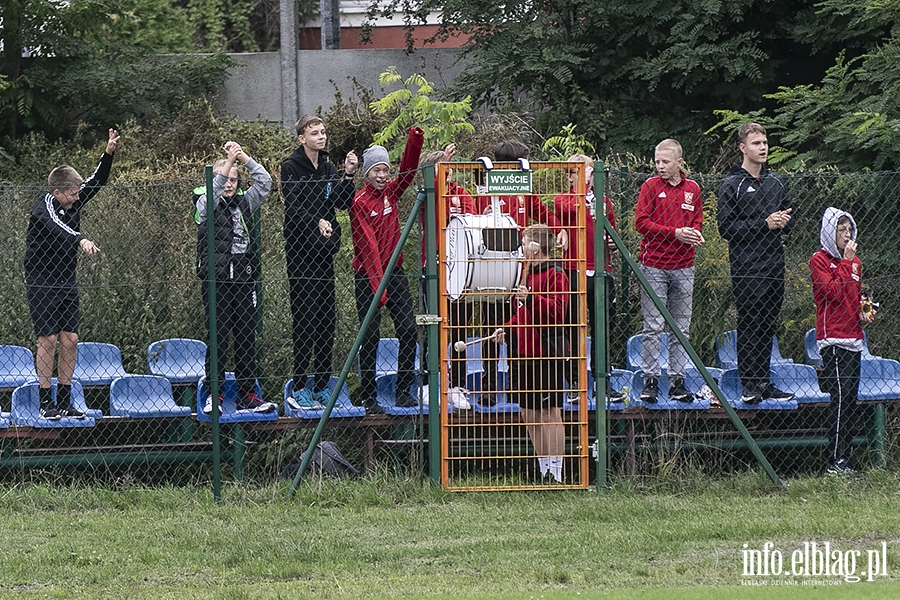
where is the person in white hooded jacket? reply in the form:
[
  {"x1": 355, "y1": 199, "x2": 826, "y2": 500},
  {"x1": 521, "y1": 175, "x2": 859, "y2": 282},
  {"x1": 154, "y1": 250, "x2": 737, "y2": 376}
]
[{"x1": 810, "y1": 206, "x2": 875, "y2": 476}]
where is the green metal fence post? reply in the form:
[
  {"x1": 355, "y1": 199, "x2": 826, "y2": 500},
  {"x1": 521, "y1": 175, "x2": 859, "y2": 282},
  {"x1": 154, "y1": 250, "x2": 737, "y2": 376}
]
[
  {"x1": 205, "y1": 165, "x2": 222, "y2": 504},
  {"x1": 602, "y1": 222, "x2": 784, "y2": 490},
  {"x1": 593, "y1": 162, "x2": 609, "y2": 490},
  {"x1": 422, "y1": 165, "x2": 441, "y2": 486}
]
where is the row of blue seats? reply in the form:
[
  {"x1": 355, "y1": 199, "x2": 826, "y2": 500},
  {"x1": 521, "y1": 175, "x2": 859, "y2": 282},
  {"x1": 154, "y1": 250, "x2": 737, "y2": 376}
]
[{"x1": 0, "y1": 340, "x2": 438, "y2": 428}]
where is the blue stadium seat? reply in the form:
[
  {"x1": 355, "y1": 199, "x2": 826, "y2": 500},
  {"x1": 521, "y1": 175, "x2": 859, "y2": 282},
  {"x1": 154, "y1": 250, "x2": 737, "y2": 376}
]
[
  {"x1": 715, "y1": 330, "x2": 793, "y2": 370},
  {"x1": 370, "y1": 338, "x2": 421, "y2": 378},
  {"x1": 11, "y1": 380, "x2": 97, "y2": 427},
  {"x1": 469, "y1": 369, "x2": 518, "y2": 414},
  {"x1": 0, "y1": 412, "x2": 8, "y2": 429},
  {"x1": 73, "y1": 342, "x2": 129, "y2": 387},
  {"x1": 0, "y1": 345, "x2": 37, "y2": 390},
  {"x1": 282, "y1": 377, "x2": 365, "y2": 418},
  {"x1": 109, "y1": 375, "x2": 192, "y2": 418},
  {"x1": 563, "y1": 368, "x2": 633, "y2": 412},
  {"x1": 147, "y1": 338, "x2": 207, "y2": 384},
  {"x1": 770, "y1": 363, "x2": 829, "y2": 404},
  {"x1": 373, "y1": 374, "x2": 428, "y2": 416},
  {"x1": 718, "y1": 369, "x2": 799, "y2": 410},
  {"x1": 196, "y1": 374, "x2": 277, "y2": 423},
  {"x1": 803, "y1": 329, "x2": 823, "y2": 367},
  {"x1": 807, "y1": 329, "x2": 877, "y2": 366},
  {"x1": 859, "y1": 358, "x2": 900, "y2": 402},
  {"x1": 626, "y1": 333, "x2": 669, "y2": 373},
  {"x1": 629, "y1": 368, "x2": 712, "y2": 410}
]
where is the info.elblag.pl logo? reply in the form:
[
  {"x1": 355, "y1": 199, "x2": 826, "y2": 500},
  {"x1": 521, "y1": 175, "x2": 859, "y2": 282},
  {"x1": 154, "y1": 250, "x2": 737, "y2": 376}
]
[{"x1": 741, "y1": 541, "x2": 889, "y2": 584}]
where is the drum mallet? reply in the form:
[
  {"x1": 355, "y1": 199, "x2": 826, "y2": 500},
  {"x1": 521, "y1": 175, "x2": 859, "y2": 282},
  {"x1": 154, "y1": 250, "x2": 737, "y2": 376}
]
[{"x1": 454, "y1": 335, "x2": 496, "y2": 353}]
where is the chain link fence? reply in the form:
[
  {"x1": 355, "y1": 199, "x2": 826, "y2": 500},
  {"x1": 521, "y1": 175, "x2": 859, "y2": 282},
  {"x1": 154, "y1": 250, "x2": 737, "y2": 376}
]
[
  {"x1": 2, "y1": 163, "x2": 900, "y2": 488},
  {"x1": 603, "y1": 167, "x2": 900, "y2": 481}
]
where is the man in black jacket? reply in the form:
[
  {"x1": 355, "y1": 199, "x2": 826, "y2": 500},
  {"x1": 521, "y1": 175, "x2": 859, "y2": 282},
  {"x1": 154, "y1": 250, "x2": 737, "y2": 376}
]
[
  {"x1": 24, "y1": 128, "x2": 118, "y2": 420},
  {"x1": 717, "y1": 123, "x2": 795, "y2": 404}
]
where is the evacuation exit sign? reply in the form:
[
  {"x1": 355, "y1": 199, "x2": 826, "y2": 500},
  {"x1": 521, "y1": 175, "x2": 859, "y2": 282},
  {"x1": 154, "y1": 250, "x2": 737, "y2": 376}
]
[{"x1": 485, "y1": 169, "x2": 532, "y2": 194}]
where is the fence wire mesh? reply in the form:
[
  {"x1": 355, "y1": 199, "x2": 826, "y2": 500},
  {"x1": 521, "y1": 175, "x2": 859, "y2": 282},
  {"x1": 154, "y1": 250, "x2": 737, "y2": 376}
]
[{"x1": 2, "y1": 158, "x2": 900, "y2": 487}]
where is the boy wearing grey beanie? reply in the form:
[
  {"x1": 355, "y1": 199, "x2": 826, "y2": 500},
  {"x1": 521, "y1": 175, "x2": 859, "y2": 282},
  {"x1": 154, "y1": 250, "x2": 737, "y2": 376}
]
[{"x1": 349, "y1": 127, "x2": 424, "y2": 413}]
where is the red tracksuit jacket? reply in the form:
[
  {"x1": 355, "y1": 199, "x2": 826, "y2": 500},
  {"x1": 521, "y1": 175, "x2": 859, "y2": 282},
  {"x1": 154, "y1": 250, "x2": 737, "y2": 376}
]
[
  {"x1": 506, "y1": 261, "x2": 570, "y2": 357},
  {"x1": 350, "y1": 127, "x2": 424, "y2": 305}
]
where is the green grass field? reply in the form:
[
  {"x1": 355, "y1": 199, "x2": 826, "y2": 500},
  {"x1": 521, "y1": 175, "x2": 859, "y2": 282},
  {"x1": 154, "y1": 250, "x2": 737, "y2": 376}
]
[{"x1": 1, "y1": 470, "x2": 899, "y2": 598}]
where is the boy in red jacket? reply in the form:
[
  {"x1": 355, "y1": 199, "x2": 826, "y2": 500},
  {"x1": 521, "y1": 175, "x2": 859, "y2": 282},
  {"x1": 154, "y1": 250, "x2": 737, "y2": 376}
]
[
  {"x1": 634, "y1": 139, "x2": 704, "y2": 403},
  {"x1": 553, "y1": 153, "x2": 625, "y2": 403},
  {"x1": 350, "y1": 127, "x2": 424, "y2": 412},
  {"x1": 492, "y1": 224, "x2": 570, "y2": 483},
  {"x1": 811, "y1": 207, "x2": 874, "y2": 476}
]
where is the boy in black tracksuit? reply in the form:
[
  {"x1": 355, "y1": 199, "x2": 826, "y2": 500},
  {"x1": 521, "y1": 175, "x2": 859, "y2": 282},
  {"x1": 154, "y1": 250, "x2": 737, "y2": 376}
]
[
  {"x1": 24, "y1": 128, "x2": 119, "y2": 420},
  {"x1": 717, "y1": 123, "x2": 795, "y2": 404},
  {"x1": 280, "y1": 115, "x2": 358, "y2": 410},
  {"x1": 195, "y1": 141, "x2": 275, "y2": 413}
]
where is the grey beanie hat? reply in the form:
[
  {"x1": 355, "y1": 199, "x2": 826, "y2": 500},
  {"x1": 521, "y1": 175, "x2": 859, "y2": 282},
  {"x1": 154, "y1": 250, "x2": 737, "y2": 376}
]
[{"x1": 362, "y1": 145, "x2": 390, "y2": 175}]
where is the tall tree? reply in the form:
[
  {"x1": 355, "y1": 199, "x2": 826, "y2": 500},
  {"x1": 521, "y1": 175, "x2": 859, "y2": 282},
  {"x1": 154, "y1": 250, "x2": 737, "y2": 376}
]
[
  {"x1": 365, "y1": 0, "x2": 883, "y2": 168},
  {"x1": 712, "y1": 0, "x2": 900, "y2": 171},
  {"x1": 0, "y1": 0, "x2": 233, "y2": 144}
]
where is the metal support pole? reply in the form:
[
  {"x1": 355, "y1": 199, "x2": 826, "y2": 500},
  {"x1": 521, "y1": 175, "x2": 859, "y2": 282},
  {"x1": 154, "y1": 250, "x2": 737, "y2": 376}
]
[
  {"x1": 423, "y1": 166, "x2": 441, "y2": 485},
  {"x1": 602, "y1": 221, "x2": 784, "y2": 490},
  {"x1": 593, "y1": 162, "x2": 609, "y2": 490},
  {"x1": 204, "y1": 166, "x2": 222, "y2": 504}
]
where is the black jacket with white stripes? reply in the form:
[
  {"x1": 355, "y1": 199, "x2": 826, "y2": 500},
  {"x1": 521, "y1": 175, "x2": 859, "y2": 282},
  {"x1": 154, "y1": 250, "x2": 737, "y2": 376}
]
[{"x1": 24, "y1": 152, "x2": 113, "y2": 287}]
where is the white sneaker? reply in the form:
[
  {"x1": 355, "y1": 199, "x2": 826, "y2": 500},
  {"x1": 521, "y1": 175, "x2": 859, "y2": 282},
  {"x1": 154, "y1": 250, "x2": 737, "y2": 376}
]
[{"x1": 447, "y1": 387, "x2": 472, "y2": 410}]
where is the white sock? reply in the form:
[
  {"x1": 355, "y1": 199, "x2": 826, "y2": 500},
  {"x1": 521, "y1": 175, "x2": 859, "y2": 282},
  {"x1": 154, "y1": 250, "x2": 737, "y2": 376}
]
[
  {"x1": 548, "y1": 456, "x2": 563, "y2": 482},
  {"x1": 537, "y1": 457, "x2": 550, "y2": 475}
]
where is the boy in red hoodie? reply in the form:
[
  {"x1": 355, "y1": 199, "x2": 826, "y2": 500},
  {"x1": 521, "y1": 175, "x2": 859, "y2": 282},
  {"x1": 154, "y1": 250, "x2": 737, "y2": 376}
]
[
  {"x1": 350, "y1": 127, "x2": 424, "y2": 412},
  {"x1": 492, "y1": 224, "x2": 570, "y2": 483},
  {"x1": 811, "y1": 207, "x2": 874, "y2": 476}
]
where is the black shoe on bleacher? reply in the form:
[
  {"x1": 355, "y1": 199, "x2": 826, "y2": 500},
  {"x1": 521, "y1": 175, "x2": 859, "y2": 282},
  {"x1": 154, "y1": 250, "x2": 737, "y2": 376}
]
[
  {"x1": 669, "y1": 377, "x2": 694, "y2": 403},
  {"x1": 606, "y1": 385, "x2": 627, "y2": 403},
  {"x1": 762, "y1": 383, "x2": 794, "y2": 401},
  {"x1": 58, "y1": 403, "x2": 85, "y2": 419},
  {"x1": 39, "y1": 403, "x2": 62, "y2": 421},
  {"x1": 640, "y1": 377, "x2": 659, "y2": 404},
  {"x1": 740, "y1": 383, "x2": 763, "y2": 405}
]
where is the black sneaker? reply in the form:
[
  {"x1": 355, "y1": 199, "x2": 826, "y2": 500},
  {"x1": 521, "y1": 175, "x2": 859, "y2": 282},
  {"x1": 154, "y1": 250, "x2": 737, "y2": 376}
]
[
  {"x1": 39, "y1": 403, "x2": 62, "y2": 421},
  {"x1": 640, "y1": 377, "x2": 659, "y2": 404},
  {"x1": 740, "y1": 383, "x2": 763, "y2": 405},
  {"x1": 606, "y1": 385, "x2": 627, "y2": 403},
  {"x1": 762, "y1": 383, "x2": 794, "y2": 401},
  {"x1": 669, "y1": 377, "x2": 694, "y2": 403},
  {"x1": 364, "y1": 400, "x2": 383, "y2": 414},
  {"x1": 58, "y1": 404, "x2": 85, "y2": 419},
  {"x1": 825, "y1": 458, "x2": 862, "y2": 477}
]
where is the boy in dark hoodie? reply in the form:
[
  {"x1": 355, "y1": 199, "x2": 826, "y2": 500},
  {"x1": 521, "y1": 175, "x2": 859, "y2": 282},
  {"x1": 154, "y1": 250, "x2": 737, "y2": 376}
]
[
  {"x1": 281, "y1": 115, "x2": 358, "y2": 410},
  {"x1": 811, "y1": 207, "x2": 873, "y2": 476}
]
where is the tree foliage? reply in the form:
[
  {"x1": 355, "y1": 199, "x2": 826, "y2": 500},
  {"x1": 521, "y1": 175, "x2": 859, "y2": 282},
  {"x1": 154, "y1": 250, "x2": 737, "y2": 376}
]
[
  {"x1": 364, "y1": 0, "x2": 890, "y2": 170},
  {"x1": 0, "y1": 0, "x2": 262, "y2": 148},
  {"x1": 710, "y1": 0, "x2": 900, "y2": 171},
  {"x1": 370, "y1": 67, "x2": 475, "y2": 160}
]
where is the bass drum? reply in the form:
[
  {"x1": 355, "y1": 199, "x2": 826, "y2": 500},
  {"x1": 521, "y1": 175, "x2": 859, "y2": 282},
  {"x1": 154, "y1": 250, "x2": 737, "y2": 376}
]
[{"x1": 445, "y1": 214, "x2": 522, "y2": 302}]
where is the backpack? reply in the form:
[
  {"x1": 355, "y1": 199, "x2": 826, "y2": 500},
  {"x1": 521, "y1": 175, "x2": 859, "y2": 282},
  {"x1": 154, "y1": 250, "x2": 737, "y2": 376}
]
[{"x1": 281, "y1": 441, "x2": 359, "y2": 480}]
